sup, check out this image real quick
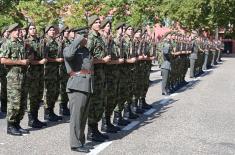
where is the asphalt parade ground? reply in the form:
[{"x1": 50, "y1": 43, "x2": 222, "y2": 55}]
[{"x1": 1, "y1": 57, "x2": 235, "y2": 155}]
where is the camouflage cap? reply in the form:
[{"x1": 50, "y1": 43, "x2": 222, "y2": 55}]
[
  {"x1": 88, "y1": 15, "x2": 99, "y2": 27},
  {"x1": 8, "y1": 23, "x2": 20, "y2": 33},
  {"x1": 133, "y1": 27, "x2": 142, "y2": 34},
  {"x1": 1, "y1": 26, "x2": 9, "y2": 36},
  {"x1": 100, "y1": 18, "x2": 111, "y2": 29},
  {"x1": 60, "y1": 26, "x2": 69, "y2": 33},
  {"x1": 115, "y1": 22, "x2": 125, "y2": 30},
  {"x1": 45, "y1": 25, "x2": 55, "y2": 33}
]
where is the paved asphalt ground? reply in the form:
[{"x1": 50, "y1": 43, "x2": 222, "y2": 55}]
[{"x1": 1, "y1": 57, "x2": 235, "y2": 155}]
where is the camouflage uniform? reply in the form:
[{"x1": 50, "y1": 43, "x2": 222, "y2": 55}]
[
  {"x1": 0, "y1": 37, "x2": 8, "y2": 112},
  {"x1": 25, "y1": 37, "x2": 44, "y2": 115},
  {"x1": 43, "y1": 37, "x2": 60, "y2": 115},
  {"x1": 58, "y1": 38, "x2": 70, "y2": 114},
  {"x1": 88, "y1": 30, "x2": 106, "y2": 126},
  {"x1": 0, "y1": 38, "x2": 29, "y2": 124}
]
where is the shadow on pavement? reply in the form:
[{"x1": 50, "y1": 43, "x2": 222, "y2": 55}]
[
  {"x1": 27, "y1": 115, "x2": 70, "y2": 131},
  {"x1": 96, "y1": 98, "x2": 178, "y2": 144}
]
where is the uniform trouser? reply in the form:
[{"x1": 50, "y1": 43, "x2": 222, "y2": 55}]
[
  {"x1": 203, "y1": 53, "x2": 209, "y2": 70},
  {"x1": 7, "y1": 69, "x2": 27, "y2": 123},
  {"x1": 190, "y1": 59, "x2": 196, "y2": 78},
  {"x1": 136, "y1": 61, "x2": 146, "y2": 99},
  {"x1": 216, "y1": 50, "x2": 221, "y2": 62},
  {"x1": 142, "y1": 61, "x2": 151, "y2": 98},
  {"x1": 161, "y1": 68, "x2": 169, "y2": 93},
  {"x1": 0, "y1": 75, "x2": 7, "y2": 110},
  {"x1": 211, "y1": 51, "x2": 216, "y2": 65},
  {"x1": 104, "y1": 65, "x2": 119, "y2": 117},
  {"x1": 59, "y1": 65, "x2": 69, "y2": 105},
  {"x1": 68, "y1": 90, "x2": 90, "y2": 148},
  {"x1": 88, "y1": 65, "x2": 105, "y2": 125},
  {"x1": 114, "y1": 64, "x2": 131, "y2": 113},
  {"x1": 44, "y1": 79, "x2": 59, "y2": 109},
  {"x1": 27, "y1": 67, "x2": 44, "y2": 114}
]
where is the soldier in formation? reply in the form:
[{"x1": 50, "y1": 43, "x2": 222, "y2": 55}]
[{"x1": 0, "y1": 15, "x2": 224, "y2": 152}]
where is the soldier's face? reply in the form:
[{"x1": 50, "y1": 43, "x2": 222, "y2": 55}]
[
  {"x1": 28, "y1": 26, "x2": 37, "y2": 36},
  {"x1": 47, "y1": 28, "x2": 55, "y2": 37},
  {"x1": 3, "y1": 31, "x2": 9, "y2": 38},
  {"x1": 126, "y1": 27, "x2": 133, "y2": 36},
  {"x1": 92, "y1": 20, "x2": 101, "y2": 31},
  {"x1": 21, "y1": 29, "x2": 27, "y2": 36},
  {"x1": 134, "y1": 30, "x2": 141, "y2": 38},
  {"x1": 10, "y1": 28, "x2": 20, "y2": 39},
  {"x1": 69, "y1": 31, "x2": 75, "y2": 40},
  {"x1": 117, "y1": 27, "x2": 122, "y2": 35},
  {"x1": 64, "y1": 30, "x2": 69, "y2": 38},
  {"x1": 104, "y1": 23, "x2": 111, "y2": 34}
]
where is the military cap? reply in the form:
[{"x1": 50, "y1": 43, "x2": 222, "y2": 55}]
[
  {"x1": 45, "y1": 25, "x2": 55, "y2": 33},
  {"x1": 1, "y1": 26, "x2": 8, "y2": 36},
  {"x1": 100, "y1": 18, "x2": 111, "y2": 29},
  {"x1": 60, "y1": 26, "x2": 69, "y2": 33},
  {"x1": 115, "y1": 22, "x2": 125, "y2": 30},
  {"x1": 8, "y1": 23, "x2": 20, "y2": 32},
  {"x1": 133, "y1": 27, "x2": 142, "y2": 34},
  {"x1": 76, "y1": 27, "x2": 89, "y2": 37},
  {"x1": 88, "y1": 15, "x2": 99, "y2": 27}
]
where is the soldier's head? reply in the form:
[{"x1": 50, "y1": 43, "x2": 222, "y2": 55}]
[
  {"x1": 115, "y1": 22, "x2": 125, "y2": 35},
  {"x1": 101, "y1": 18, "x2": 111, "y2": 34},
  {"x1": 45, "y1": 25, "x2": 56, "y2": 38},
  {"x1": 8, "y1": 23, "x2": 20, "y2": 40},
  {"x1": 88, "y1": 15, "x2": 101, "y2": 32},
  {"x1": 60, "y1": 26, "x2": 69, "y2": 38},
  {"x1": 134, "y1": 28, "x2": 142, "y2": 39},
  {"x1": 125, "y1": 25, "x2": 133, "y2": 36},
  {"x1": 171, "y1": 33, "x2": 176, "y2": 40},
  {"x1": 69, "y1": 28, "x2": 75, "y2": 41},
  {"x1": 1, "y1": 26, "x2": 9, "y2": 38},
  {"x1": 21, "y1": 27, "x2": 27, "y2": 38},
  {"x1": 28, "y1": 23, "x2": 37, "y2": 37}
]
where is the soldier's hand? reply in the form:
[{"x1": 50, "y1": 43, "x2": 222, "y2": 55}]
[
  {"x1": 40, "y1": 58, "x2": 48, "y2": 64},
  {"x1": 118, "y1": 58, "x2": 124, "y2": 64},
  {"x1": 138, "y1": 55, "x2": 144, "y2": 60},
  {"x1": 21, "y1": 59, "x2": 30, "y2": 66},
  {"x1": 57, "y1": 58, "x2": 64, "y2": 63},
  {"x1": 143, "y1": 55, "x2": 148, "y2": 59},
  {"x1": 131, "y1": 57, "x2": 137, "y2": 63},
  {"x1": 150, "y1": 56, "x2": 156, "y2": 60},
  {"x1": 103, "y1": 55, "x2": 111, "y2": 63}
]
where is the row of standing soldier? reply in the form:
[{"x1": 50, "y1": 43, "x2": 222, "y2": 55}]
[{"x1": 0, "y1": 15, "x2": 224, "y2": 152}]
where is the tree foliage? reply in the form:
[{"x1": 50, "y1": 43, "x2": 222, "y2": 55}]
[{"x1": 0, "y1": 0, "x2": 234, "y2": 36}]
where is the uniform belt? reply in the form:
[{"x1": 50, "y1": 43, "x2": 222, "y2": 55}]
[{"x1": 69, "y1": 70, "x2": 93, "y2": 76}]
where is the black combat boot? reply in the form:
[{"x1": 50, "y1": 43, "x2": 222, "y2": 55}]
[
  {"x1": 123, "y1": 103, "x2": 139, "y2": 119},
  {"x1": 7, "y1": 122, "x2": 22, "y2": 136},
  {"x1": 28, "y1": 112, "x2": 47, "y2": 128},
  {"x1": 44, "y1": 108, "x2": 62, "y2": 122},
  {"x1": 87, "y1": 124, "x2": 106, "y2": 142},
  {"x1": 140, "y1": 98, "x2": 152, "y2": 109},
  {"x1": 101, "y1": 115, "x2": 120, "y2": 133},
  {"x1": 15, "y1": 122, "x2": 30, "y2": 134},
  {"x1": 113, "y1": 111, "x2": 130, "y2": 126},
  {"x1": 132, "y1": 99, "x2": 145, "y2": 114},
  {"x1": 59, "y1": 103, "x2": 70, "y2": 116}
]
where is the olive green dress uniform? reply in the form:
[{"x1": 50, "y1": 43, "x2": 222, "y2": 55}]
[
  {"x1": 189, "y1": 38, "x2": 199, "y2": 78},
  {"x1": 63, "y1": 35, "x2": 93, "y2": 152},
  {"x1": 161, "y1": 38, "x2": 172, "y2": 95}
]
